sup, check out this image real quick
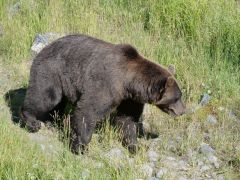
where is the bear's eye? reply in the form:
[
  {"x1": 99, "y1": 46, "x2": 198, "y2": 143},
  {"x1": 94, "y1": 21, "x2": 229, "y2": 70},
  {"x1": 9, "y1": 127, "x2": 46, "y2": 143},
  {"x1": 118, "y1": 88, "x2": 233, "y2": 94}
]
[{"x1": 170, "y1": 97, "x2": 178, "y2": 104}]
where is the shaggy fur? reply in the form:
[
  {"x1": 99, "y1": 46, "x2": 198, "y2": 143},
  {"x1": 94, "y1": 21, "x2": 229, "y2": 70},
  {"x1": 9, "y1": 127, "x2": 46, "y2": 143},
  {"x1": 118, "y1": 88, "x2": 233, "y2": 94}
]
[{"x1": 20, "y1": 34, "x2": 185, "y2": 154}]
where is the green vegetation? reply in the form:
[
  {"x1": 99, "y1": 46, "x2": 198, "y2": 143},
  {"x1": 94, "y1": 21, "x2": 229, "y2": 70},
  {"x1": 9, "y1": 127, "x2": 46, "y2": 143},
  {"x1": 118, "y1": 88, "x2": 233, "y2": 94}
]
[{"x1": 0, "y1": 0, "x2": 240, "y2": 179}]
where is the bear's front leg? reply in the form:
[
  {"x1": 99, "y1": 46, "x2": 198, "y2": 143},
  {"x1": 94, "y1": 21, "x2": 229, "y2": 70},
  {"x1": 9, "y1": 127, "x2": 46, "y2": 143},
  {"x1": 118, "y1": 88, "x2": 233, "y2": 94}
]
[
  {"x1": 70, "y1": 107, "x2": 97, "y2": 154},
  {"x1": 69, "y1": 96, "x2": 113, "y2": 154}
]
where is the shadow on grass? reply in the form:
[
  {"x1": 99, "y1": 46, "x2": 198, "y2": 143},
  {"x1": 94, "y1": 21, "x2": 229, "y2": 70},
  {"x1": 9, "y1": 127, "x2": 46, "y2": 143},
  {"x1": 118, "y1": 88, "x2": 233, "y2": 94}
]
[
  {"x1": 4, "y1": 87, "x2": 68, "y2": 130},
  {"x1": 4, "y1": 87, "x2": 71, "y2": 147},
  {"x1": 4, "y1": 88, "x2": 27, "y2": 124}
]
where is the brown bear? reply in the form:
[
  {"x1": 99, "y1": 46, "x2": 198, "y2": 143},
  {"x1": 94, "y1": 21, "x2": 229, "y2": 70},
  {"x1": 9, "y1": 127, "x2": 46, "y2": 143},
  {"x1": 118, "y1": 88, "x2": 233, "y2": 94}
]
[{"x1": 20, "y1": 34, "x2": 186, "y2": 154}]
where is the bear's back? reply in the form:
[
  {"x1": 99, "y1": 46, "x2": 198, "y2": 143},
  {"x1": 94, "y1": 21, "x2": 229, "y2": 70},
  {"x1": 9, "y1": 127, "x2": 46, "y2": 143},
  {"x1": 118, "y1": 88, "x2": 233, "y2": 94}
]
[{"x1": 34, "y1": 34, "x2": 114, "y2": 63}]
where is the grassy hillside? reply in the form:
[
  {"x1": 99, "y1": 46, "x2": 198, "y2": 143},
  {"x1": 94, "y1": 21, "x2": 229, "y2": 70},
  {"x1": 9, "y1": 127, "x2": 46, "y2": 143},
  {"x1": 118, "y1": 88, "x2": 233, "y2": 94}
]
[{"x1": 0, "y1": 0, "x2": 240, "y2": 179}]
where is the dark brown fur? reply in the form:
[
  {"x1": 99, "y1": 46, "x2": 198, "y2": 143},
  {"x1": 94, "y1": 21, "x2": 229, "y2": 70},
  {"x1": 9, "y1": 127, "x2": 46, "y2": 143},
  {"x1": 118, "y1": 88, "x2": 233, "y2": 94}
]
[{"x1": 20, "y1": 34, "x2": 185, "y2": 154}]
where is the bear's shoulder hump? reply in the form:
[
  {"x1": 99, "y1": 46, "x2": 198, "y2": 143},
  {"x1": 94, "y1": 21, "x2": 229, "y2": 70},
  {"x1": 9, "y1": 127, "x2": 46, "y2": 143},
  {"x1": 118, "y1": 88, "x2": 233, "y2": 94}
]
[{"x1": 117, "y1": 44, "x2": 139, "y2": 60}]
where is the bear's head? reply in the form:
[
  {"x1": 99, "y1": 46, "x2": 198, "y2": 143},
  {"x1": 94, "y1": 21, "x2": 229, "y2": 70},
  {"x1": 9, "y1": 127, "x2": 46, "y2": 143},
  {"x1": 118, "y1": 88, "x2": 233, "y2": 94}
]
[{"x1": 155, "y1": 66, "x2": 186, "y2": 117}]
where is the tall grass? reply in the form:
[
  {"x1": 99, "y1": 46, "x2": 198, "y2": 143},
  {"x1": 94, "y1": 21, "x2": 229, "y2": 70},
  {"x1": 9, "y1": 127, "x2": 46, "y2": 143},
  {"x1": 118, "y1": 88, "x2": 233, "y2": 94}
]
[{"x1": 0, "y1": 0, "x2": 240, "y2": 178}]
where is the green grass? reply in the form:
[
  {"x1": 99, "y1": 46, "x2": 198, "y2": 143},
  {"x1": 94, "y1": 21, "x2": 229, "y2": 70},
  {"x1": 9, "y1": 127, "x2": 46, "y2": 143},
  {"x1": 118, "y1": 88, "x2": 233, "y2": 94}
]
[{"x1": 0, "y1": 0, "x2": 240, "y2": 179}]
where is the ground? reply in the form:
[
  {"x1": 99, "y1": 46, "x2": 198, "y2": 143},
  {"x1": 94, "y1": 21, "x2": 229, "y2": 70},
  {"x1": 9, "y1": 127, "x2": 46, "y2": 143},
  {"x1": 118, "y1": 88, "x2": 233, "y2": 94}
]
[{"x1": 0, "y1": 0, "x2": 240, "y2": 179}]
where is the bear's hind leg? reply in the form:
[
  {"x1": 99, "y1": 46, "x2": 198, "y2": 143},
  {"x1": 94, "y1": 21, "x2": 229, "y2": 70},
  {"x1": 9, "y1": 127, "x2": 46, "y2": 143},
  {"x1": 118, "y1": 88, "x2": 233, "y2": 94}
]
[
  {"x1": 20, "y1": 109, "x2": 41, "y2": 132},
  {"x1": 21, "y1": 83, "x2": 63, "y2": 132}
]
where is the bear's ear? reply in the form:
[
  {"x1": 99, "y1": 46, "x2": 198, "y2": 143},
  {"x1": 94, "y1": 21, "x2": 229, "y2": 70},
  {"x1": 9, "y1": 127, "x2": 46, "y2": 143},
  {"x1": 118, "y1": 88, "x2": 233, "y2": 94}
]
[
  {"x1": 166, "y1": 76, "x2": 175, "y2": 87},
  {"x1": 168, "y1": 64, "x2": 176, "y2": 75}
]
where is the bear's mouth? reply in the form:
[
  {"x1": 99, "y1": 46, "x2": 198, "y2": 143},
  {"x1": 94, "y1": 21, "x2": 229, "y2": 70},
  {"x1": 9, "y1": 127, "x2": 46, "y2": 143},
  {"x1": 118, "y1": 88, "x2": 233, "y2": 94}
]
[
  {"x1": 160, "y1": 107, "x2": 177, "y2": 117},
  {"x1": 167, "y1": 109, "x2": 177, "y2": 117}
]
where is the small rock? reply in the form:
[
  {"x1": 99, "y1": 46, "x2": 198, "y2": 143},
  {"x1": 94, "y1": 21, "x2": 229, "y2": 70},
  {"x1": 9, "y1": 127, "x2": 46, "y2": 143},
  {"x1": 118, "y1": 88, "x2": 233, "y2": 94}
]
[
  {"x1": 105, "y1": 148, "x2": 124, "y2": 159},
  {"x1": 31, "y1": 33, "x2": 61, "y2": 54},
  {"x1": 168, "y1": 140, "x2": 177, "y2": 152},
  {"x1": 81, "y1": 169, "x2": 90, "y2": 180},
  {"x1": 165, "y1": 156, "x2": 176, "y2": 161},
  {"x1": 186, "y1": 149, "x2": 197, "y2": 162},
  {"x1": 200, "y1": 165, "x2": 211, "y2": 172},
  {"x1": 148, "y1": 150, "x2": 159, "y2": 162},
  {"x1": 140, "y1": 164, "x2": 154, "y2": 177},
  {"x1": 178, "y1": 176, "x2": 188, "y2": 180},
  {"x1": 176, "y1": 136, "x2": 182, "y2": 143},
  {"x1": 211, "y1": 172, "x2": 217, "y2": 177},
  {"x1": 186, "y1": 149, "x2": 193, "y2": 157},
  {"x1": 228, "y1": 110, "x2": 239, "y2": 121},
  {"x1": 178, "y1": 160, "x2": 190, "y2": 171},
  {"x1": 162, "y1": 156, "x2": 179, "y2": 168},
  {"x1": 206, "y1": 115, "x2": 217, "y2": 125},
  {"x1": 8, "y1": 2, "x2": 21, "y2": 16},
  {"x1": 197, "y1": 160, "x2": 204, "y2": 167},
  {"x1": 199, "y1": 93, "x2": 211, "y2": 106},
  {"x1": 147, "y1": 177, "x2": 159, "y2": 180},
  {"x1": 199, "y1": 143, "x2": 215, "y2": 156},
  {"x1": 207, "y1": 155, "x2": 219, "y2": 168},
  {"x1": 217, "y1": 175, "x2": 224, "y2": 180},
  {"x1": 104, "y1": 150, "x2": 125, "y2": 170},
  {"x1": 156, "y1": 168, "x2": 168, "y2": 178}
]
